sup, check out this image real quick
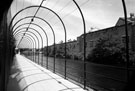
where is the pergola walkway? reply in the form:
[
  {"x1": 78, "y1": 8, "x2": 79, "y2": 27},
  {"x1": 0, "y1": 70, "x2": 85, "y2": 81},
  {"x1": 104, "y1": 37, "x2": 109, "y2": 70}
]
[{"x1": 7, "y1": 54, "x2": 93, "y2": 91}]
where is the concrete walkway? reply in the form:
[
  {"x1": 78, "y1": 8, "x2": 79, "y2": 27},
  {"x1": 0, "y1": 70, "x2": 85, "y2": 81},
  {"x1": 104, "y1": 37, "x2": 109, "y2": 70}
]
[{"x1": 7, "y1": 54, "x2": 94, "y2": 91}]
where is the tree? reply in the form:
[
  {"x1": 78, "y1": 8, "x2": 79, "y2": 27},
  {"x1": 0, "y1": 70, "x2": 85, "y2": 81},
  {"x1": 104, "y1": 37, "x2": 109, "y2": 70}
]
[
  {"x1": 87, "y1": 35, "x2": 126, "y2": 65},
  {"x1": 55, "y1": 44, "x2": 65, "y2": 58}
]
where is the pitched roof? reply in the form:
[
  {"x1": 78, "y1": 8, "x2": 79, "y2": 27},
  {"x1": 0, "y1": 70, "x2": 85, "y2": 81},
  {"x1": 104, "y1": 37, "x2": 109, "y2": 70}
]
[{"x1": 116, "y1": 17, "x2": 135, "y2": 26}]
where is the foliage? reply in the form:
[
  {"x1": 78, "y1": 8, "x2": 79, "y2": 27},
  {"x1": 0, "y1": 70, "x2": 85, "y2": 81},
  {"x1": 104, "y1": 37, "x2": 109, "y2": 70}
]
[
  {"x1": 87, "y1": 35, "x2": 130, "y2": 65},
  {"x1": 55, "y1": 44, "x2": 65, "y2": 58}
]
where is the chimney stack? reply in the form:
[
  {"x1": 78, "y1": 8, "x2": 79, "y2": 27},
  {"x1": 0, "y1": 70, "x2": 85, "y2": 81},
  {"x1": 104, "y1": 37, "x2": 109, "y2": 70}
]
[
  {"x1": 130, "y1": 13, "x2": 135, "y2": 20},
  {"x1": 130, "y1": 13, "x2": 135, "y2": 25}
]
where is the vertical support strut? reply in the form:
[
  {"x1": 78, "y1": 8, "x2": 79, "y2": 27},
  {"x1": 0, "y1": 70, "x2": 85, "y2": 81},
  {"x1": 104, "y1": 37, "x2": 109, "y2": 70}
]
[
  {"x1": 72, "y1": 0, "x2": 86, "y2": 89},
  {"x1": 122, "y1": 0, "x2": 130, "y2": 82}
]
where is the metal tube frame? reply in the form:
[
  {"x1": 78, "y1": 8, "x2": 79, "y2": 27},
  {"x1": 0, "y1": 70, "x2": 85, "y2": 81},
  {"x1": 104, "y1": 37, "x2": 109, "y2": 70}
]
[
  {"x1": 21, "y1": 38, "x2": 34, "y2": 57},
  {"x1": 13, "y1": 23, "x2": 48, "y2": 67},
  {"x1": 9, "y1": 0, "x2": 130, "y2": 90},
  {"x1": 14, "y1": 27, "x2": 43, "y2": 65},
  {"x1": 9, "y1": 5, "x2": 67, "y2": 76},
  {"x1": 72, "y1": 0, "x2": 86, "y2": 89},
  {"x1": 14, "y1": 31, "x2": 40, "y2": 63},
  {"x1": 122, "y1": 0, "x2": 130, "y2": 82},
  {"x1": 15, "y1": 34, "x2": 35, "y2": 60},
  {"x1": 15, "y1": 34, "x2": 36, "y2": 62},
  {"x1": 12, "y1": 16, "x2": 56, "y2": 72}
]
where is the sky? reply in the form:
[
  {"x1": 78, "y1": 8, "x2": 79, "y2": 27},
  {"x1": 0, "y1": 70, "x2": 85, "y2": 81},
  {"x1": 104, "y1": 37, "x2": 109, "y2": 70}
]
[{"x1": 10, "y1": 0, "x2": 135, "y2": 48}]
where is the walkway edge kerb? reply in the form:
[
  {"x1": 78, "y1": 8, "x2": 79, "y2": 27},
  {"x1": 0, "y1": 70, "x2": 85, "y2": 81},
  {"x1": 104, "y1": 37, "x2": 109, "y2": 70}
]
[{"x1": 14, "y1": 54, "x2": 92, "y2": 91}]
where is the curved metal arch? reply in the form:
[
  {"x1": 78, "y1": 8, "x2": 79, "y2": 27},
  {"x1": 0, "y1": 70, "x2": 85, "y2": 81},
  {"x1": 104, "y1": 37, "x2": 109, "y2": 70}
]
[
  {"x1": 122, "y1": 0, "x2": 129, "y2": 82},
  {"x1": 14, "y1": 30, "x2": 40, "y2": 49},
  {"x1": 15, "y1": 34, "x2": 35, "y2": 61},
  {"x1": 10, "y1": 5, "x2": 67, "y2": 71},
  {"x1": 11, "y1": 1, "x2": 130, "y2": 89},
  {"x1": 14, "y1": 31, "x2": 39, "y2": 50},
  {"x1": 10, "y1": 6, "x2": 66, "y2": 43},
  {"x1": 15, "y1": 33, "x2": 37, "y2": 62},
  {"x1": 15, "y1": 30, "x2": 40, "y2": 56},
  {"x1": 20, "y1": 38, "x2": 34, "y2": 58},
  {"x1": 14, "y1": 27, "x2": 43, "y2": 49},
  {"x1": 15, "y1": 32, "x2": 38, "y2": 63},
  {"x1": 12, "y1": 16, "x2": 55, "y2": 45},
  {"x1": 16, "y1": 35, "x2": 35, "y2": 60},
  {"x1": 20, "y1": 38, "x2": 33, "y2": 48},
  {"x1": 19, "y1": 39, "x2": 33, "y2": 54},
  {"x1": 11, "y1": 2, "x2": 87, "y2": 81},
  {"x1": 13, "y1": 22, "x2": 49, "y2": 67},
  {"x1": 13, "y1": 23, "x2": 48, "y2": 45},
  {"x1": 12, "y1": 16, "x2": 56, "y2": 72},
  {"x1": 72, "y1": 0, "x2": 86, "y2": 88},
  {"x1": 72, "y1": 0, "x2": 129, "y2": 88},
  {"x1": 15, "y1": 31, "x2": 40, "y2": 64},
  {"x1": 13, "y1": 23, "x2": 48, "y2": 49},
  {"x1": 14, "y1": 27, "x2": 44, "y2": 65},
  {"x1": 15, "y1": 34, "x2": 35, "y2": 49},
  {"x1": 22, "y1": 37, "x2": 33, "y2": 57}
]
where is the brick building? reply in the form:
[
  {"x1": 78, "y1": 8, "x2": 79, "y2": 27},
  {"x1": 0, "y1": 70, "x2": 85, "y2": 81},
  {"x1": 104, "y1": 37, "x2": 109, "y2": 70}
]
[
  {"x1": 77, "y1": 14, "x2": 135, "y2": 58},
  {"x1": 45, "y1": 14, "x2": 135, "y2": 60}
]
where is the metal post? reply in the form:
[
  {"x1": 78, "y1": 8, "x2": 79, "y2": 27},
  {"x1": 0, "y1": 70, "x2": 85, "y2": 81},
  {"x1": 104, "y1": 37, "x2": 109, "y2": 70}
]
[
  {"x1": 46, "y1": 46, "x2": 48, "y2": 69},
  {"x1": 10, "y1": 5, "x2": 66, "y2": 81},
  {"x1": 53, "y1": 43, "x2": 56, "y2": 73},
  {"x1": 72, "y1": 0, "x2": 86, "y2": 89},
  {"x1": 65, "y1": 40, "x2": 67, "y2": 79},
  {"x1": 13, "y1": 23, "x2": 45, "y2": 65},
  {"x1": 12, "y1": 16, "x2": 54, "y2": 68},
  {"x1": 122, "y1": 0, "x2": 130, "y2": 82}
]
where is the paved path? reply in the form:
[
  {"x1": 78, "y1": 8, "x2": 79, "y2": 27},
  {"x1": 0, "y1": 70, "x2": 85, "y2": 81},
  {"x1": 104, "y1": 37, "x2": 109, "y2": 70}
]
[{"x1": 7, "y1": 54, "x2": 94, "y2": 91}]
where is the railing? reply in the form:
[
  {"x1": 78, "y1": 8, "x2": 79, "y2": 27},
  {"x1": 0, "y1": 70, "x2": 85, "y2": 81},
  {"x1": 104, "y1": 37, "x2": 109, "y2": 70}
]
[
  {"x1": 24, "y1": 54, "x2": 135, "y2": 91},
  {"x1": 10, "y1": 0, "x2": 135, "y2": 91}
]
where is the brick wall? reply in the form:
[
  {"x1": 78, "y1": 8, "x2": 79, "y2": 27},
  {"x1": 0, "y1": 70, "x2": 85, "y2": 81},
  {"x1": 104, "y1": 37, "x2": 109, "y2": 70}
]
[{"x1": 45, "y1": 24, "x2": 135, "y2": 60}]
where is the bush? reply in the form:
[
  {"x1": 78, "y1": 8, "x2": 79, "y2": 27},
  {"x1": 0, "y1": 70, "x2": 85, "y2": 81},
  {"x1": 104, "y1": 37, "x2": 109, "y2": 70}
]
[{"x1": 87, "y1": 36, "x2": 127, "y2": 65}]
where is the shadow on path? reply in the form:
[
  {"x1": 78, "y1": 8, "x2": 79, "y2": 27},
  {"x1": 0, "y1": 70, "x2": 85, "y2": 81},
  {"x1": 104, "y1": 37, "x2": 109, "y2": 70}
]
[{"x1": 7, "y1": 57, "x2": 27, "y2": 91}]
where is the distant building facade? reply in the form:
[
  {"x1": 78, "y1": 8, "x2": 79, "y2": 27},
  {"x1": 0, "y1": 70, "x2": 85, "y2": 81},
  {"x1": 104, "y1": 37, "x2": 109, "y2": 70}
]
[{"x1": 45, "y1": 14, "x2": 135, "y2": 60}]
